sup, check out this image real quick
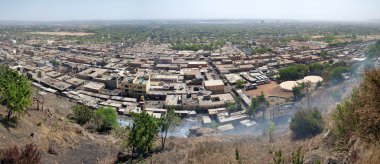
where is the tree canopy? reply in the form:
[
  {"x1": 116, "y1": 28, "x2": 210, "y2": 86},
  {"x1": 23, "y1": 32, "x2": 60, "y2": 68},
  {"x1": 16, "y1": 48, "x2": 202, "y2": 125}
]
[
  {"x1": 277, "y1": 64, "x2": 309, "y2": 81},
  {"x1": 72, "y1": 105, "x2": 94, "y2": 125},
  {"x1": 0, "y1": 65, "x2": 31, "y2": 120},
  {"x1": 94, "y1": 107, "x2": 118, "y2": 132},
  {"x1": 366, "y1": 40, "x2": 380, "y2": 59},
  {"x1": 128, "y1": 111, "x2": 159, "y2": 158}
]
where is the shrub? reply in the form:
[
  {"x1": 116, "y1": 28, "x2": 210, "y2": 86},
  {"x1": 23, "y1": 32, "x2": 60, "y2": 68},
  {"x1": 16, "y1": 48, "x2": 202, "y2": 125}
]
[
  {"x1": 355, "y1": 69, "x2": 380, "y2": 142},
  {"x1": 0, "y1": 144, "x2": 41, "y2": 164},
  {"x1": 291, "y1": 147, "x2": 304, "y2": 164},
  {"x1": 72, "y1": 105, "x2": 94, "y2": 125},
  {"x1": 332, "y1": 96, "x2": 358, "y2": 140},
  {"x1": 332, "y1": 69, "x2": 380, "y2": 143},
  {"x1": 128, "y1": 111, "x2": 159, "y2": 158},
  {"x1": 290, "y1": 108, "x2": 324, "y2": 139},
  {"x1": 273, "y1": 149, "x2": 285, "y2": 164},
  {"x1": 94, "y1": 107, "x2": 118, "y2": 132}
]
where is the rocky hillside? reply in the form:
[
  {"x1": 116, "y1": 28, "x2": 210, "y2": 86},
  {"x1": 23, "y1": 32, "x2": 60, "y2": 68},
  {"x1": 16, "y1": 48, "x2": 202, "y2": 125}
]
[{"x1": 0, "y1": 90, "x2": 120, "y2": 164}]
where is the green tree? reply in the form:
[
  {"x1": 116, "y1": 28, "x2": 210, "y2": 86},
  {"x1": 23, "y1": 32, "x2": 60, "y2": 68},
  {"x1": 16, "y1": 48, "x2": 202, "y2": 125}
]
[
  {"x1": 308, "y1": 63, "x2": 325, "y2": 76},
  {"x1": 290, "y1": 108, "x2": 324, "y2": 139},
  {"x1": 94, "y1": 107, "x2": 118, "y2": 132},
  {"x1": 292, "y1": 85, "x2": 304, "y2": 101},
  {"x1": 159, "y1": 107, "x2": 180, "y2": 149},
  {"x1": 128, "y1": 111, "x2": 159, "y2": 158},
  {"x1": 50, "y1": 59, "x2": 60, "y2": 67},
  {"x1": 234, "y1": 80, "x2": 245, "y2": 89},
  {"x1": 246, "y1": 97, "x2": 259, "y2": 119},
  {"x1": 273, "y1": 149, "x2": 285, "y2": 164},
  {"x1": 0, "y1": 65, "x2": 31, "y2": 121},
  {"x1": 72, "y1": 105, "x2": 94, "y2": 125},
  {"x1": 366, "y1": 40, "x2": 380, "y2": 59},
  {"x1": 329, "y1": 66, "x2": 348, "y2": 83},
  {"x1": 291, "y1": 147, "x2": 304, "y2": 164},
  {"x1": 277, "y1": 64, "x2": 309, "y2": 82},
  {"x1": 257, "y1": 91, "x2": 269, "y2": 121}
]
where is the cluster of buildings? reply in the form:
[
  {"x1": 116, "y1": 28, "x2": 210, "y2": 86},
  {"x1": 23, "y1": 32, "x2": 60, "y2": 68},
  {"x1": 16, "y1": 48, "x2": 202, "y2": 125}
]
[{"x1": 0, "y1": 35, "x2": 375, "y2": 132}]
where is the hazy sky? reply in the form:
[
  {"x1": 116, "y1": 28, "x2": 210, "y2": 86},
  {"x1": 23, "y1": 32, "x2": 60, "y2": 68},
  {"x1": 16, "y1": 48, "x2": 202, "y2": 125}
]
[{"x1": 0, "y1": 0, "x2": 379, "y2": 21}]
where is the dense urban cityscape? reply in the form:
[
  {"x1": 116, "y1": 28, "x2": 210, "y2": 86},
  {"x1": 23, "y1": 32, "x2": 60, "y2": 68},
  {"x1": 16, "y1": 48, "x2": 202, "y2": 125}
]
[{"x1": 1, "y1": 0, "x2": 380, "y2": 163}]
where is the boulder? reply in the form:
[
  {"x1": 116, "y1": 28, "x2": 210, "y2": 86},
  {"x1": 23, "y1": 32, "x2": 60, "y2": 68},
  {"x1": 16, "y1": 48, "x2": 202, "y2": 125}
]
[{"x1": 188, "y1": 127, "x2": 216, "y2": 137}]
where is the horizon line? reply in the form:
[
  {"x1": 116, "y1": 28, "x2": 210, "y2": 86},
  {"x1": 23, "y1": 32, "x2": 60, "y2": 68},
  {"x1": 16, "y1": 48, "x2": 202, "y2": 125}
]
[{"x1": 0, "y1": 18, "x2": 379, "y2": 23}]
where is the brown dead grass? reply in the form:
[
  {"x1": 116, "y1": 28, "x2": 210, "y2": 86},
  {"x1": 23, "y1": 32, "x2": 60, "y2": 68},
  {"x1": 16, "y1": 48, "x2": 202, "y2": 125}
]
[
  {"x1": 0, "y1": 88, "x2": 119, "y2": 163},
  {"x1": 146, "y1": 132, "x2": 331, "y2": 164}
]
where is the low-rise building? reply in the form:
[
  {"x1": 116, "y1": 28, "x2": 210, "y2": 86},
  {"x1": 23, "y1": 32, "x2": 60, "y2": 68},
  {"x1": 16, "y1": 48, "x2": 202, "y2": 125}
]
[
  {"x1": 204, "y1": 80, "x2": 225, "y2": 94},
  {"x1": 121, "y1": 74, "x2": 151, "y2": 98},
  {"x1": 82, "y1": 82, "x2": 105, "y2": 93}
]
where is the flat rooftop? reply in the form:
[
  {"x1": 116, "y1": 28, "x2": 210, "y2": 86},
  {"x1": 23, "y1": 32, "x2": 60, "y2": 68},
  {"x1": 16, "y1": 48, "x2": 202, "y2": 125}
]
[
  {"x1": 204, "y1": 80, "x2": 224, "y2": 87},
  {"x1": 82, "y1": 82, "x2": 105, "y2": 91}
]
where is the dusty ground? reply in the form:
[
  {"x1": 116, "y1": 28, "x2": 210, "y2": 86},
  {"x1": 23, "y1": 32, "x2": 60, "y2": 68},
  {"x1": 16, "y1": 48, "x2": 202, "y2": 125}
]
[
  {"x1": 0, "y1": 89, "x2": 120, "y2": 164},
  {"x1": 243, "y1": 81, "x2": 293, "y2": 99},
  {"x1": 145, "y1": 131, "x2": 333, "y2": 164},
  {"x1": 28, "y1": 32, "x2": 93, "y2": 36}
]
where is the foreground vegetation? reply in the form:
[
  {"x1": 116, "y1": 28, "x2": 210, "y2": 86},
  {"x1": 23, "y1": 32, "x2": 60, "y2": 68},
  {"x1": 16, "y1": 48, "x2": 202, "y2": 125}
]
[
  {"x1": 290, "y1": 108, "x2": 324, "y2": 139},
  {"x1": 332, "y1": 69, "x2": 380, "y2": 143},
  {"x1": 0, "y1": 65, "x2": 31, "y2": 123}
]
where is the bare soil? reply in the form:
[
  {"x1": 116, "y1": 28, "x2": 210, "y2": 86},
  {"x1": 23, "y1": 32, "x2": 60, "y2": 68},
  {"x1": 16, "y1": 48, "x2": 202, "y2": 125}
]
[
  {"x1": 0, "y1": 89, "x2": 120, "y2": 164},
  {"x1": 243, "y1": 81, "x2": 293, "y2": 98}
]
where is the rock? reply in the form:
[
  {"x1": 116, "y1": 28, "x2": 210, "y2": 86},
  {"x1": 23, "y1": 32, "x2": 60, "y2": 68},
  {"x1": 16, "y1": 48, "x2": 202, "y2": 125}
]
[
  {"x1": 117, "y1": 151, "x2": 131, "y2": 162},
  {"x1": 326, "y1": 156, "x2": 340, "y2": 164},
  {"x1": 323, "y1": 129, "x2": 331, "y2": 140},
  {"x1": 188, "y1": 127, "x2": 215, "y2": 137},
  {"x1": 305, "y1": 154, "x2": 322, "y2": 164},
  {"x1": 48, "y1": 143, "x2": 58, "y2": 155}
]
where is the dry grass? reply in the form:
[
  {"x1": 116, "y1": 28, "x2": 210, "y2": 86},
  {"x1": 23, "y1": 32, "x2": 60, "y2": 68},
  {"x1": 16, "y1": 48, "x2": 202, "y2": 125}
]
[
  {"x1": 0, "y1": 88, "x2": 120, "y2": 163},
  {"x1": 146, "y1": 132, "x2": 330, "y2": 164}
]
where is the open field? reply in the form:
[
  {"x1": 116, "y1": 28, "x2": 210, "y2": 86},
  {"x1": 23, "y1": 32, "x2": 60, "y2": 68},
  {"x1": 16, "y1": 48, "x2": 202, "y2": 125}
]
[
  {"x1": 29, "y1": 31, "x2": 94, "y2": 36},
  {"x1": 243, "y1": 81, "x2": 293, "y2": 98}
]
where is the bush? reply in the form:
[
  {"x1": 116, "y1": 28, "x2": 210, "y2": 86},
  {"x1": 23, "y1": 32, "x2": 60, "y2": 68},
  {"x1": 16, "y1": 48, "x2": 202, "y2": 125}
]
[
  {"x1": 128, "y1": 111, "x2": 159, "y2": 158},
  {"x1": 290, "y1": 108, "x2": 324, "y2": 139},
  {"x1": 72, "y1": 105, "x2": 94, "y2": 125},
  {"x1": 0, "y1": 144, "x2": 41, "y2": 164},
  {"x1": 94, "y1": 107, "x2": 118, "y2": 132},
  {"x1": 329, "y1": 66, "x2": 348, "y2": 83},
  {"x1": 332, "y1": 69, "x2": 380, "y2": 143}
]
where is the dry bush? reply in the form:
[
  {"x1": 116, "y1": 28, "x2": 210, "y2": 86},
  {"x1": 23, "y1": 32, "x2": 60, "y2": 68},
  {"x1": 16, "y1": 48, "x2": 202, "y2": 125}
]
[
  {"x1": 355, "y1": 69, "x2": 380, "y2": 142},
  {"x1": 0, "y1": 144, "x2": 41, "y2": 164},
  {"x1": 333, "y1": 69, "x2": 380, "y2": 143}
]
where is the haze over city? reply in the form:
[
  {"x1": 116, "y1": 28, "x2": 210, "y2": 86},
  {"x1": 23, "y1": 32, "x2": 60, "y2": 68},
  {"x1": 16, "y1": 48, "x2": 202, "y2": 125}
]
[
  {"x1": 0, "y1": 0, "x2": 380, "y2": 21},
  {"x1": 1, "y1": 0, "x2": 380, "y2": 163}
]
